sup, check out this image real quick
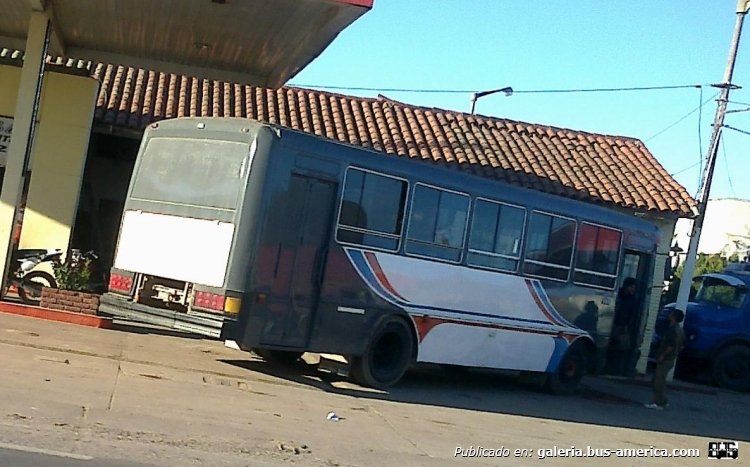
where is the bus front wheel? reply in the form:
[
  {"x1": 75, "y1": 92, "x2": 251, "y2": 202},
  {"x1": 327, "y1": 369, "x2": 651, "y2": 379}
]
[
  {"x1": 350, "y1": 316, "x2": 414, "y2": 389},
  {"x1": 545, "y1": 341, "x2": 587, "y2": 395}
]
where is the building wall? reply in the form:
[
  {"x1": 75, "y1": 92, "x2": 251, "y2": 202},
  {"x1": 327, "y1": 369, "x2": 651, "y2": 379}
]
[
  {"x1": 674, "y1": 198, "x2": 750, "y2": 260},
  {"x1": 635, "y1": 215, "x2": 678, "y2": 374},
  {"x1": 0, "y1": 64, "x2": 98, "y2": 254},
  {"x1": 0, "y1": 66, "x2": 21, "y2": 119}
]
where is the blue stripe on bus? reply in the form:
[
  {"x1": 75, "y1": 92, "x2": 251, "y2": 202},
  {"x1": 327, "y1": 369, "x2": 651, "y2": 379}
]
[{"x1": 545, "y1": 337, "x2": 569, "y2": 373}]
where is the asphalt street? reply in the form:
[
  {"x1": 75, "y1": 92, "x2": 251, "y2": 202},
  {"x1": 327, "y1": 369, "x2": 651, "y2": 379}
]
[{"x1": 1, "y1": 312, "x2": 747, "y2": 466}]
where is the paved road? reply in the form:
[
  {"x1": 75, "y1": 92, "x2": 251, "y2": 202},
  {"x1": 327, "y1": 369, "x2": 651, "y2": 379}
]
[
  {"x1": 0, "y1": 313, "x2": 747, "y2": 466},
  {"x1": 0, "y1": 443, "x2": 151, "y2": 466}
]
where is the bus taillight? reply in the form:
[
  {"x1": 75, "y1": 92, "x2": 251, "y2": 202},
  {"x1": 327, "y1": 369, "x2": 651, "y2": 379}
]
[
  {"x1": 108, "y1": 273, "x2": 133, "y2": 294},
  {"x1": 193, "y1": 291, "x2": 242, "y2": 315},
  {"x1": 194, "y1": 291, "x2": 224, "y2": 311}
]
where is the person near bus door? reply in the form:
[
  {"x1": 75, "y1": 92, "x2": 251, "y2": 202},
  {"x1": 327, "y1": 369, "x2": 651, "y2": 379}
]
[{"x1": 608, "y1": 277, "x2": 638, "y2": 376}]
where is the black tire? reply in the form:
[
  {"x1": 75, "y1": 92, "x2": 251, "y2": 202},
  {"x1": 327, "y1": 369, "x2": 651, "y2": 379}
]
[
  {"x1": 18, "y1": 271, "x2": 57, "y2": 305},
  {"x1": 350, "y1": 316, "x2": 414, "y2": 389},
  {"x1": 712, "y1": 345, "x2": 750, "y2": 392},
  {"x1": 252, "y1": 348, "x2": 304, "y2": 365},
  {"x1": 545, "y1": 341, "x2": 587, "y2": 395}
]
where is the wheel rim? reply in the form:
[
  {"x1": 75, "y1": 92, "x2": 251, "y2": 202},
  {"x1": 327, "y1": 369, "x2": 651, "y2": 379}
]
[{"x1": 562, "y1": 359, "x2": 578, "y2": 379}]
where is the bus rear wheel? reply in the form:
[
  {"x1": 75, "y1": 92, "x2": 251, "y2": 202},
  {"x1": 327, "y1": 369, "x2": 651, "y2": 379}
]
[
  {"x1": 350, "y1": 316, "x2": 414, "y2": 389},
  {"x1": 545, "y1": 341, "x2": 587, "y2": 395},
  {"x1": 252, "y1": 348, "x2": 304, "y2": 365}
]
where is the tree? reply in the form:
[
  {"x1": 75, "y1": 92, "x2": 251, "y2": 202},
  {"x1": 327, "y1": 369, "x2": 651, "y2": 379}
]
[{"x1": 662, "y1": 253, "x2": 730, "y2": 305}]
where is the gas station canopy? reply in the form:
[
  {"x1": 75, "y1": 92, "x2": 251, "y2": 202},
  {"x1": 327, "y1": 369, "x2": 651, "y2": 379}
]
[{"x1": 0, "y1": 0, "x2": 373, "y2": 86}]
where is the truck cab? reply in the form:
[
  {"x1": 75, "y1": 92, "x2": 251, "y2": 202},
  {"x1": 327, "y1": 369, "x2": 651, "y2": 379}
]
[{"x1": 653, "y1": 263, "x2": 750, "y2": 392}]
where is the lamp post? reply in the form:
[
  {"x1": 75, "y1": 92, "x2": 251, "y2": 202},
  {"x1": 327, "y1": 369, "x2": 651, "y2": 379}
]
[
  {"x1": 675, "y1": 0, "x2": 750, "y2": 314},
  {"x1": 470, "y1": 87, "x2": 513, "y2": 114}
]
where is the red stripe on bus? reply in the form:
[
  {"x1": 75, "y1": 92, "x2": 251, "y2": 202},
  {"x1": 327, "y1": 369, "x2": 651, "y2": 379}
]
[
  {"x1": 365, "y1": 251, "x2": 407, "y2": 302},
  {"x1": 525, "y1": 279, "x2": 562, "y2": 326},
  {"x1": 411, "y1": 314, "x2": 583, "y2": 343}
]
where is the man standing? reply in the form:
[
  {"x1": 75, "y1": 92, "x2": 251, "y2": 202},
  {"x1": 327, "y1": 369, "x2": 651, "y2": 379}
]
[{"x1": 645, "y1": 309, "x2": 685, "y2": 410}]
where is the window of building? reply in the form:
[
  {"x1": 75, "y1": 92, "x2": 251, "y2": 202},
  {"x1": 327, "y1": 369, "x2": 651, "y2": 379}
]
[
  {"x1": 523, "y1": 211, "x2": 576, "y2": 281},
  {"x1": 336, "y1": 168, "x2": 407, "y2": 251},
  {"x1": 467, "y1": 198, "x2": 526, "y2": 271},
  {"x1": 574, "y1": 223, "x2": 622, "y2": 288},
  {"x1": 405, "y1": 184, "x2": 470, "y2": 262}
]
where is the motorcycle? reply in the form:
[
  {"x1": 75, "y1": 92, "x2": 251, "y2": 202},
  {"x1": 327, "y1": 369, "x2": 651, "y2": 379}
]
[{"x1": 8, "y1": 248, "x2": 63, "y2": 305}]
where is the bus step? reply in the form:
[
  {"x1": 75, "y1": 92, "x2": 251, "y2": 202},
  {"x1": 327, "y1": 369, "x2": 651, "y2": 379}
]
[{"x1": 318, "y1": 354, "x2": 350, "y2": 378}]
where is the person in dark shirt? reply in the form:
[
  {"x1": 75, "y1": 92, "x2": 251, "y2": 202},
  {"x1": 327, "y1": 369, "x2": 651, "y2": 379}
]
[
  {"x1": 645, "y1": 308, "x2": 685, "y2": 410},
  {"x1": 608, "y1": 277, "x2": 638, "y2": 375}
]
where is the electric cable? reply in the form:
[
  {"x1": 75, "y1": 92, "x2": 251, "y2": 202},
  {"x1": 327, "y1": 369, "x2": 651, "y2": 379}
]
[
  {"x1": 697, "y1": 86, "x2": 704, "y2": 189},
  {"x1": 287, "y1": 83, "x2": 706, "y2": 95},
  {"x1": 720, "y1": 137, "x2": 736, "y2": 197},
  {"x1": 644, "y1": 91, "x2": 719, "y2": 142}
]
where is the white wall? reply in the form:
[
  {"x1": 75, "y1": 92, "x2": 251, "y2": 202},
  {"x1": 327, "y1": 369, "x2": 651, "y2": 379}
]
[{"x1": 674, "y1": 198, "x2": 750, "y2": 260}]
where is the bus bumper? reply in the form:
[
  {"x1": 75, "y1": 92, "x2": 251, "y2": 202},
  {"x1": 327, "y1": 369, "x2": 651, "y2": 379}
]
[{"x1": 98, "y1": 293, "x2": 233, "y2": 339}]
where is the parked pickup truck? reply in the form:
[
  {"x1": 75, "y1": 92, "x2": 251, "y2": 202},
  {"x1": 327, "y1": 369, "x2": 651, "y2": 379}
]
[{"x1": 651, "y1": 263, "x2": 750, "y2": 392}]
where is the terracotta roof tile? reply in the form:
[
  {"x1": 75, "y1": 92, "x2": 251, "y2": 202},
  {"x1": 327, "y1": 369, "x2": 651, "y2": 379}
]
[{"x1": 0, "y1": 49, "x2": 697, "y2": 216}]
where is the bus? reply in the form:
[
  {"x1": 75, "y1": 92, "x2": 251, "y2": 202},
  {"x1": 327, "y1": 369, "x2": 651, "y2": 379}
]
[{"x1": 100, "y1": 117, "x2": 659, "y2": 392}]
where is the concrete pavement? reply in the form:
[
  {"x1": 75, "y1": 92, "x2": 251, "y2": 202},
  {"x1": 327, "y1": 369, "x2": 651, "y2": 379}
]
[{"x1": 1, "y1": 312, "x2": 747, "y2": 466}]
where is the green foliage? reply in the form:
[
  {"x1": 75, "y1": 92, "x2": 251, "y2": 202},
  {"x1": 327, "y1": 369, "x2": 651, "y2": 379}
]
[
  {"x1": 663, "y1": 253, "x2": 730, "y2": 304},
  {"x1": 673, "y1": 253, "x2": 729, "y2": 280},
  {"x1": 52, "y1": 256, "x2": 92, "y2": 292}
]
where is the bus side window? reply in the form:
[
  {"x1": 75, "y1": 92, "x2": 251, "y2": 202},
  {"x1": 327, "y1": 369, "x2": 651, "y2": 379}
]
[
  {"x1": 574, "y1": 223, "x2": 622, "y2": 289},
  {"x1": 523, "y1": 211, "x2": 576, "y2": 281},
  {"x1": 336, "y1": 168, "x2": 406, "y2": 251},
  {"x1": 405, "y1": 184, "x2": 470, "y2": 262},
  {"x1": 467, "y1": 198, "x2": 525, "y2": 272}
]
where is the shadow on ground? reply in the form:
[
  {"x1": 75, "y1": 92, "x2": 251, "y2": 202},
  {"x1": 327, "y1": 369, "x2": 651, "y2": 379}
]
[
  {"x1": 110, "y1": 321, "x2": 205, "y2": 339},
  {"x1": 220, "y1": 357, "x2": 749, "y2": 442}
]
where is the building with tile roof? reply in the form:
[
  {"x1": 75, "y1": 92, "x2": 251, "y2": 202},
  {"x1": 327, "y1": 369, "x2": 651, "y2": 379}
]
[
  {"x1": 86, "y1": 61, "x2": 696, "y2": 218},
  {"x1": 1, "y1": 48, "x2": 696, "y2": 374}
]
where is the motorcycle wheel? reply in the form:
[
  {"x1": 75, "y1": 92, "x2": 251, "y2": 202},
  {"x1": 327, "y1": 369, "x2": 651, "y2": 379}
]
[{"x1": 18, "y1": 271, "x2": 57, "y2": 305}]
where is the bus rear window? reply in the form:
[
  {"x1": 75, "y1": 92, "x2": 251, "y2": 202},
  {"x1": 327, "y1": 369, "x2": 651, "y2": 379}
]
[{"x1": 131, "y1": 137, "x2": 248, "y2": 210}]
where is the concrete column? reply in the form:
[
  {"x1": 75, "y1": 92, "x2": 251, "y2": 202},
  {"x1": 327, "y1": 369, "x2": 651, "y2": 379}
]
[{"x1": 0, "y1": 10, "x2": 50, "y2": 289}]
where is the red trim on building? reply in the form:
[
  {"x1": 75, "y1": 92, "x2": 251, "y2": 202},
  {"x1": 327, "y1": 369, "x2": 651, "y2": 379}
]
[{"x1": 0, "y1": 301, "x2": 113, "y2": 329}]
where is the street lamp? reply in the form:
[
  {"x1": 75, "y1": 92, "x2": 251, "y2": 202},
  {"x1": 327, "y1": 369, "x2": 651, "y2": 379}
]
[{"x1": 470, "y1": 87, "x2": 513, "y2": 114}]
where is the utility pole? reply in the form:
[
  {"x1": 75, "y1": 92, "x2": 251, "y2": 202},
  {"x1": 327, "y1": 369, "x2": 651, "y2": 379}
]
[{"x1": 675, "y1": 0, "x2": 750, "y2": 313}]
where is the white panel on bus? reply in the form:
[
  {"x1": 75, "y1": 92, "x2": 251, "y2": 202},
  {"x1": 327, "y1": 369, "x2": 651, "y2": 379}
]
[
  {"x1": 418, "y1": 323, "x2": 557, "y2": 371},
  {"x1": 114, "y1": 210, "x2": 234, "y2": 288}
]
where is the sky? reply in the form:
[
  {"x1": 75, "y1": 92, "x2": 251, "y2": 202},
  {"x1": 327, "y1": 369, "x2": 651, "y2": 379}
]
[{"x1": 290, "y1": 0, "x2": 750, "y2": 202}]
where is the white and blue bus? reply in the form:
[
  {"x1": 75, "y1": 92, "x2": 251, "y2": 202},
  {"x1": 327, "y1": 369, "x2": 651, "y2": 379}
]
[{"x1": 101, "y1": 117, "x2": 659, "y2": 391}]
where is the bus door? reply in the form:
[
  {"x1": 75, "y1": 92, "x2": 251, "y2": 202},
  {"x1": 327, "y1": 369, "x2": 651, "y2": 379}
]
[
  {"x1": 260, "y1": 173, "x2": 336, "y2": 348},
  {"x1": 608, "y1": 249, "x2": 652, "y2": 374}
]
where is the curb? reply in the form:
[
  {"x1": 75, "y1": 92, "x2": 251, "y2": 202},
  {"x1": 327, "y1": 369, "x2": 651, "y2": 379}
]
[{"x1": 0, "y1": 301, "x2": 113, "y2": 329}]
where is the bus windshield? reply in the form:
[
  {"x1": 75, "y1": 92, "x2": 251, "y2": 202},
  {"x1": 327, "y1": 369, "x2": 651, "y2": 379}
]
[{"x1": 131, "y1": 137, "x2": 249, "y2": 210}]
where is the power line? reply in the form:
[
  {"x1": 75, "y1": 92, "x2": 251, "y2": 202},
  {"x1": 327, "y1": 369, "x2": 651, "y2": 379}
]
[
  {"x1": 287, "y1": 83, "x2": 705, "y2": 95},
  {"x1": 644, "y1": 91, "x2": 719, "y2": 142},
  {"x1": 697, "y1": 86, "x2": 704, "y2": 190},
  {"x1": 669, "y1": 161, "x2": 701, "y2": 176},
  {"x1": 720, "y1": 137, "x2": 736, "y2": 197},
  {"x1": 723, "y1": 124, "x2": 750, "y2": 136}
]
